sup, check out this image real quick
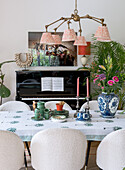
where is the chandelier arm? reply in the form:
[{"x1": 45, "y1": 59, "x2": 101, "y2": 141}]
[
  {"x1": 45, "y1": 17, "x2": 65, "y2": 32},
  {"x1": 53, "y1": 19, "x2": 68, "y2": 32},
  {"x1": 80, "y1": 15, "x2": 106, "y2": 26},
  {"x1": 90, "y1": 18, "x2": 104, "y2": 25},
  {"x1": 45, "y1": 17, "x2": 73, "y2": 32},
  {"x1": 92, "y1": 16, "x2": 104, "y2": 22},
  {"x1": 78, "y1": 20, "x2": 82, "y2": 36}
]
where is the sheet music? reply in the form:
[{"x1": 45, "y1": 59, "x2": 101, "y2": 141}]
[
  {"x1": 41, "y1": 77, "x2": 64, "y2": 91},
  {"x1": 52, "y1": 77, "x2": 64, "y2": 91},
  {"x1": 41, "y1": 77, "x2": 52, "y2": 91}
]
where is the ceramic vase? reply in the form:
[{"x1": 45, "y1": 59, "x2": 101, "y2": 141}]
[
  {"x1": 98, "y1": 92, "x2": 119, "y2": 118},
  {"x1": 37, "y1": 102, "x2": 45, "y2": 117}
]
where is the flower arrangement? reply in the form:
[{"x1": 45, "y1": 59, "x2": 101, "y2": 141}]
[{"x1": 92, "y1": 57, "x2": 123, "y2": 94}]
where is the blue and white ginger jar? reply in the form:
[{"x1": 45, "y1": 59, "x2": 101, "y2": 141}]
[{"x1": 98, "y1": 93, "x2": 119, "y2": 118}]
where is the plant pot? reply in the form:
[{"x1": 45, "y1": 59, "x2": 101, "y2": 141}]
[
  {"x1": 56, "y1": 104, "x2": 63, "y2": 111},
  {"x1": 98, "y1": 93, "x2": 119, "y2": 118}
]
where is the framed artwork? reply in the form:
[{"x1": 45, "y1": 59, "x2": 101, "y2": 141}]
[{"x1": 28, "y1": 32, "x2": 77, "y2": 67}]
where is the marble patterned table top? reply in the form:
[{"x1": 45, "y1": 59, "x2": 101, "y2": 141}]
[{"x1": 0, "y1": 110, "x2": 124, "y2": 141}]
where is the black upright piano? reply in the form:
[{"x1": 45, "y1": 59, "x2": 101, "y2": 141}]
[{"x1": 16, "y1": 70, "x2": 90, "y2": 109}]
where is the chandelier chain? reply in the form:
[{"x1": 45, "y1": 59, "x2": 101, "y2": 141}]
[
  {"x1": 74, "y1": 0, "x2": 78, "y2": 14},
  {"x1": 75, "y1": 0, "x2": 77, "y2": 10}
]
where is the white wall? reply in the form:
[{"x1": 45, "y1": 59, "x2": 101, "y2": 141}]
[{"x1": 0, "y1": 0, "x2": 125, "y2": 102}]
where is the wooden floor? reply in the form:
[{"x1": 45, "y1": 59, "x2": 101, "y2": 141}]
[
  {"x1": 87, "y1": 141, "x2": 100, "y2": 170},
  {"x1": 20, "y1": 141, "x2": 100, "y2": 170}
]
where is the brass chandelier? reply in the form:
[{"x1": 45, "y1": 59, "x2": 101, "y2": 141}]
[{"x1": 40, "y1": 0, "x2": 111, "y2": 45}]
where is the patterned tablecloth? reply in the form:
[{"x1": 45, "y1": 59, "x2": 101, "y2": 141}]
[{"x1": 0, "y1": 110, "x2": 124, "y2": 141}]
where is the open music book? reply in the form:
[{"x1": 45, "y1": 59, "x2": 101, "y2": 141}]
[{"x1": 41, "y1": 77, "x2": 64, "y2": 91}]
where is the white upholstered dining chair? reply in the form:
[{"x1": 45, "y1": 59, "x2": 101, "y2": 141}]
[
  {"x1": 0, "y1": 130, "x2": 24, "y2": 170},
  {"x1": 0, "y1": 101, "x2": 31, "y2": 111},
  {"x1": 31, "y1": 128, "x2": 87, "y2": 170},
  {"x1": 96, "y1": 129, "x2": 125, "y2": 170},
  {"x1": 45, "y1": 101, "x2": 72, "y2": 111},
  {"x1": 0, "y1": 101, "x2": 31, "y2": 158},
  {"x1": 80, "y1": 100, "x2": 99, "y2": 111}
]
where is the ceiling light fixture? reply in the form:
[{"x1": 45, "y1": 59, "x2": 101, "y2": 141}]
[{"x1": 40, "y1": 0, "x2": 111, "y2": 45}]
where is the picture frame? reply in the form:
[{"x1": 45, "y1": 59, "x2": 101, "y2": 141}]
[{"x1": 28, "y1": 32, "x2": 77, "y2": 67}]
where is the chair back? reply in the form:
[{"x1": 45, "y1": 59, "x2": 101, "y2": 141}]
[
  {"x1": 96, "y1": 129, "x2": 125, "y2": 170},
  {"x1": 80, "y1": 100, "x2": 99, "y2": 111},
  {"x1": 0, "y1": 101, "x2": 31, "y2": 111},
  {"x1": 45, "y1": 101, "x2": 72, "y2": 111},
  {"x1": 0, "y1": 130, "x2": 24, "y2": 170},
  {"x1": 31, "y1": 128, "x2": 87, "y2": 170}
]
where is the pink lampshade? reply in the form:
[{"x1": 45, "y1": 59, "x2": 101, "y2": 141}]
[
  {"x1": 74, "y1": 36, "x2": 87, "y2": 46},
  {"x1": 40, "y1": 32, "x2": 55, "y2": 44},
  {"x1": 94, "y1": 26, "x2": 111, "y2": 42},
  {"x1": 62, "y1": 29, "x2": 77, "y2": 41},
  {"x1": 52, "y1": 35, "x2": 62, "y2": 45},
  {"x1": 96, "y1": 37, "x2": 111, "y2": 42}
]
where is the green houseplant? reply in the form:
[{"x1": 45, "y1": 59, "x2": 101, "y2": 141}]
[
  {"x1": 90, "y1": 40, "x2": 125, "y2": 110},
  {"x1": 0, "y1": 60, "x2": 15, "y2": 105}
]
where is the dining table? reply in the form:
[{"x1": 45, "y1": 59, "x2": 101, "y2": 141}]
[{"x1": 0, "y1": 110, "x2": 125, "y2": 142}]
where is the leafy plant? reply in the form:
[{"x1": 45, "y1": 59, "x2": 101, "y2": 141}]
[
  {"x1": 92, "y1": 57, "x2": 122, "y2": 94},
  {"x1": 0, "y1": 60, "x2": 15, "y2": 105},
  {"x1": 90, "y1": 39, "x2": 125, "y2": 109}
]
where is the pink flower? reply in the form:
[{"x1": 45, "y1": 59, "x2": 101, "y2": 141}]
[
  {"x1": 96, "y1": 75, "x2": 99, "y2": 77},
  {"x1": 108, "y1": 80, "x2": 115, "y2": 86},
  {"x1": 93, "y1": 78, "x2": 98, "y2": 84},
  {"x1": 98, "y1": 83, "x2": 101, "y2": 86},
  {"x1": 113, "y1": 76, "x2": 119, "y2": 82},
  {"x1": 101, "y1": 87, "x2": 104, "y2": 89}
]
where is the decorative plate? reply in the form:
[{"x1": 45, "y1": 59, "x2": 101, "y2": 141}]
[
  {"x1": 51, "y1": 115, "x2": 66, "y2": 123},
  {"x1": 31, "y1": 116, "x2": 43, "y2": 121}
]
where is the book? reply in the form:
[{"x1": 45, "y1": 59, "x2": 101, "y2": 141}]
[{"x1": 41, "y1": 77, "x2": 64, "y2": 91}]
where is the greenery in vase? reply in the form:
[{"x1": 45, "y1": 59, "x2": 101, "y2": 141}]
[
  {"x1": 0, "y1": 60, "x2": 15, "y2": 105},
  {"x1": 89, "y1": 39, "x2": 125, "y2": 109}
]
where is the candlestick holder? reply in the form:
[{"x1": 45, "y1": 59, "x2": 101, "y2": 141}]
[
  {"x1": 84, "y1": 96, "x2": 91, "y2": 120},
  {"x1": 74, "y1": 96, "x2": 80, "y2": 118},
  {"x1": 86, "y1": 97, "x2": 90, "y2": 112}
]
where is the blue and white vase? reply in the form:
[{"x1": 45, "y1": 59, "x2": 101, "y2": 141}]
[{"x1": 98, "y1": 92, "x2": 119, "y2": 118}]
